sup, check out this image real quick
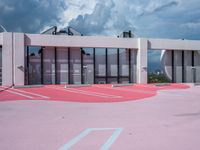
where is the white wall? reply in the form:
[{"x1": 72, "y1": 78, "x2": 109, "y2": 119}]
[
  {"x1": 13, "y1": 33, "x2": 25, "y2": 86},
  {"x1": 2, "y1": 32, "x2": 13, "y2": 86},
  {"x1": 149, "y1": 39, "x2": 200, "y2": 50},
  {"x1": 137, "y1": 38, "x2": 148, "y2": 84},
  {"x1": 25, "y1": 34, "x2": 139, "y2": 49},
  {"x1": 2, "y1": 32, "x2": 200, "y2": 85}
]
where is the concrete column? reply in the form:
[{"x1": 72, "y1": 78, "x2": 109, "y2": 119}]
[
  {"x1": 2, "y1": 32, "x2": 13, "y2": 86},
  {"x1": 137, "y1": 38, "x2": 148, "y2": 84},
  {"x1": 174, "y1": 51, "x2": 182, "y2": 83},
  {"x1": 13, "y1": 33, "x2": 25, "y2": 86}
]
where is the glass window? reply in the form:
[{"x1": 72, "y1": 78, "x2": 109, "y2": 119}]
[
  {"x1": 95, "y1": 48, "x2": 106, "y2": 83},
  {"x1": 27, "y1": 46, "x2": 42, "y2": 85},
  {"x1": 56, "y1": 48, "x2": 68, "y2": 84},
  {"x1": 43, "y1": 47, "x2": 55, "y2": 84},
  {"x1": 70, "y1": 47, "x2": 81, "y2": 84},
  {"x1": 82, "y1": 48, "x2": 94, "y2": 84},
  {"x1": 107, "y1": 48, "x2": 117, "y2": 83}
]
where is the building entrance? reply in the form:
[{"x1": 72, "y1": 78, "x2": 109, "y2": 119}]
[{"x1": 26, "y1": 47, "x2": 136, "y2": 85}]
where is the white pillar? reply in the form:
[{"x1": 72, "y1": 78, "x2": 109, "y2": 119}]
[
  {"x1": 2, "y1": 32, "x2": 13, "y2": 86},
  {"x1": 13, "y1": 33, "x2": 25, "y2": 86},
  {"x1": 137, "y1": 38, "x2": 148, "y2": 84}
]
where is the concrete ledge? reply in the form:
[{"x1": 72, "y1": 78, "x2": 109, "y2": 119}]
[
  {"x1": 112, "y1": 83, "x2": 134, "y2": 87},
  {"x1": 65, "y1": 84, "x2": 91, "y2": 88},
  {"x1": 13, "y1": 85, "x2": 44, "y2": 89},
  {"x1": 154, "y1": 83, "x2": 171, "y2": 86}
]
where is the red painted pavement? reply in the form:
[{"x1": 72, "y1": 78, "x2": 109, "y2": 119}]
[{"x1": 0, "y1": 84, "x2": 190, "y2": 103}]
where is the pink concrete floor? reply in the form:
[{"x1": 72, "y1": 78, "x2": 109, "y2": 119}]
[{"x1": 0, "y1": 84, "x2": 200, "y2": 150}]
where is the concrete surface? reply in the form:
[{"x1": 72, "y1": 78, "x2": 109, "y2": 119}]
[{"x1": 0, "y1": 84, "x2": 200, "y2": 150}]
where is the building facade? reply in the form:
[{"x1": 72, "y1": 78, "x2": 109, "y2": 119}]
[{"x1": 0, "y1": 30, "x2": 200, "y2": 86}]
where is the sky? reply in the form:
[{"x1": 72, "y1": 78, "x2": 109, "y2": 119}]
[{"x1": 1, "y1": 0, "x2": 200, "y2": 71}]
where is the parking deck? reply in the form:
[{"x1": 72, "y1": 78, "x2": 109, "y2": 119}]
[{"x1": 1, "y1": 84, "x2": 200, "y2": 150}]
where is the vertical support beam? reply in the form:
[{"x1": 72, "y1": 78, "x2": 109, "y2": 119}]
[
  {"x1": 171, "y1": 50, "x2": 175, "y2": 83},
  {"x1": 68, "y1": 48, "x2": 71, "y2": 84},
  {"x1": 81, "y1": 48, "x2": 84, "y2": 84},
  {"x1": 26, "y1": 46, "x2": 29, "y2": 85},
  {"x1": 54, "y1": 47, "x2": 57, "y2": 84},
  {"x1": 192, "y1": 50, "x2": 194, "y2": 67},
  {"x1": 41, "y1": 47, "x2": 44, "y2": 84},
  {"x1": 136, "y1": 38, "x2": 148, "y2": 84},
  {"x1": 2, "y1": 32, "x2": 13, "y2": 86},
  {"x1": 13, "y1": 33, "x2": 25, "y2": 86},
  {"x1": 182, "y1": 50, "x2": 185, "y2": 83},
  {"x1": 105, "y1": 48, "x2": 108, "y2": 83},
  {"x1": 117, "y1": 48, "x2": 120, "y2": 83},
  {"x1": 192, "y1": 50, "x2": 195, "y2": 83},
  {"x1": 128, "y1": 49, "x2": 131, "y2": 83},
  {"x1": 93, "y1": 48, "x2": 96, "y2": 84}
]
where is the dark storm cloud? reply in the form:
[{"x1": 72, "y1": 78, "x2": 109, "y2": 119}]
[
  {"x1": 69, "y1": 0, "x2": 115, "y2": 35},
  {"x1": 0, "y1": 0, "x2": 67, "y2": 33}
]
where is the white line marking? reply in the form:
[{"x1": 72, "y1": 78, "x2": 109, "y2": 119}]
[
  {"x1": 1, "y1": 86, "x2": 49, "y2": 99},
  {"x1": 59, "y1": 128, "x2": 123, "y2": 150},
  {"x1": 95, "y1": 86, "x2": 154, "y2": 94},
  {"x1": 66, "y1": 88, "x2": 122, "y2": 98},
  {"x1": 0, "y1": 87, "x2": 34, "y2": 99},
  {"x1": 11, "y1": 88, "x2": 49, "y2": 99},
  {"x1": 47, "y1": 86, "x2": 122, "y2": 98},
  {"x1": 101, "y1": 128, "x2": 123, "y2": 150}
]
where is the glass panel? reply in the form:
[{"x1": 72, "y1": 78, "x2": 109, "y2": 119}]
[
  {"x1": 194, "y1": 51, "x2": 200, "y2": 83},
  {"x1": 119, "y1": 78, "x2": 129, "y2": 83},
  {"x1": 96, "y1": 77, "x2": 106, "y2": 84},
  {"x1": 56, "y1": 48, "x2": 68, "y2": 84},
  {"x1": 107, "y1": 48, "x2": 117, "y2": 83},
  {"x1": 119, "y1": 49, "x2": 129, "y2": 76},
  {"x1": 28, "y1": 46, "x2": 42, "y2": 85},
  {"x1": 95, "y1": 48, "x2": 106, "y2": 84},
  {"x1": 70, "y1": 48, "x2": 81, "y2": 84},
  {"x1": 131, "y1": 49, "x2": 137, "y2": 83},
  {"x1": 82, "y1": 48, "x2": 94, "y2": 84},
  {"x1": 108, "y1": 77, "x2": 118, "y2": 84},
  {"x1": 43, "y1": 47, "x2": 55, "y2": 84},
  {"x1": 108, "y1": 48, "x2": 117, "y2": 76},
  {"x1": 95, "y1": 48, "x2": 106, "y2": 77}
]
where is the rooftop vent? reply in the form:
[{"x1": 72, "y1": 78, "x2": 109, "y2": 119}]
[{"x1": 119, "y1": 30, "x2": 134, "y2": 38}]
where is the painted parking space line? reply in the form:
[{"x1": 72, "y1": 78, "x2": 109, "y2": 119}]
[
  {"x1": 11, "y1": 88, "x2": 49, "y2": 99},
  {"x1": 0, "y1": 87, "x2": 34, "y2": 99},
  {"x1": 59, "y1": 128, "x2": 123, "y2": 150},
  {"x1": 65, "y1": 88, "x2": 122, "y2": 98},
  {"x1": 47, "y1": 86, "x2": 122, "y2": 99},
  {"x1": 95, "y1": 86, "x2": 155, "y2": 94},
  {"x1": 1, "y1": 86, "x2": 49, "y2": 99}
]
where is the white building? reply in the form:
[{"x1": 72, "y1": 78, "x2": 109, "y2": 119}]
[{"x1": 0, "y1": 27, "x2": 200, "y2": 86}]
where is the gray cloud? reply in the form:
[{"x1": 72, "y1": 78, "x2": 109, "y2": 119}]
[
  {"x1": 139, "y1": 0, "x2": 179, "y2": 16},
  {"x1": 1, "y1": 0, "x2": 200, "y2": 40},
  {"x1": 69, "y1": 0, "x2": 115, "y2": 35},
  {"x1": 0, "y1": 0, "x2": 67, "y2": 33}
]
